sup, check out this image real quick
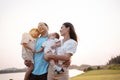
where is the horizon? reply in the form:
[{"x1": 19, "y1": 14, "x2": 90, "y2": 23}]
[{"x1": 0, "y1": 0, "x2": 120, "y2": 69}]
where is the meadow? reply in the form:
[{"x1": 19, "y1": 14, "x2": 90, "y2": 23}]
[{"x1": 70, "y1": 70, "x2": 120, "y2": 80}]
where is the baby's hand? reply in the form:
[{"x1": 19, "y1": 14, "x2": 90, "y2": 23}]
[{"x1": 51, "y1": 44, "x2": 57, "y2": 49}]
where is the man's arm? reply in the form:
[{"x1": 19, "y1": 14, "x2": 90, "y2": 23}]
[{"x1": 36, "y1": 47, "x2": 44, "y2": 53}]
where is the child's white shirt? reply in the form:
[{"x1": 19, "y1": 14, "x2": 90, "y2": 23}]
[
  {"x1": 21, "y1": 33, "x2": 36, "y2": 63},
  {"x1": 42, "y1": 38, "x2": 59, "y2": 54}
]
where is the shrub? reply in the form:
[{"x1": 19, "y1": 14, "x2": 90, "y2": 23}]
[
  {"x1": 107, "y1": 64, "x2": 120, "y2": 70},
  {"x1": 84, "y1": 67, "x2": 94, "y2": 72}
]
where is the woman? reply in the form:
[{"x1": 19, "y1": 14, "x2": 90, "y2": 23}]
[{"x1": 46, "y1": 22, "x2": 78, "y2": 80}]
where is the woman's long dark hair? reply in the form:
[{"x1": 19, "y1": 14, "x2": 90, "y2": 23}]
[{"x1": 63, "y1": 22, "x2": 78, "y2": 42}]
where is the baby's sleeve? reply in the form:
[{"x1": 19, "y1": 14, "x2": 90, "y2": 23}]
[
  {"x1": 55, "y1": 38, "x2": 60, "y2": 42},
  {"x1": 21, "y1": 33, "x2": 30, "y2": 44},
  {"x1": 65, "y1": 40, "x2": 78, "y2": 55}
]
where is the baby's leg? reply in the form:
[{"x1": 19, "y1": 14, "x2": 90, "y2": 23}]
[
  {"x1": 49, "y1": 59, "x2": 64, "y2": 74},
  {"x1": 24, "y1": 63, "x2": 34, "y2": 80}
]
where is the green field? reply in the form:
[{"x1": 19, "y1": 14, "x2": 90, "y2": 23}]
[{"x1": 70, "y1": 70, "x2": 120, "y2": 80}]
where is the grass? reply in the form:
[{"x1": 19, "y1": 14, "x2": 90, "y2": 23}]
[
  {"x1": 107, "y1": 64, "x2": 120, "y2": 70},
  {"x1": 70, "y1": 70, "x2": 120, "y2": 80}
]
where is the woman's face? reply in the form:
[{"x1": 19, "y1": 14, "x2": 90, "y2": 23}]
[{"x1": 60, "y1": 25, "x2": 69, "y2": 36}]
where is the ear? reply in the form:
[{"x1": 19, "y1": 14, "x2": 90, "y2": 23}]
[{"x1": 66, "y1": 27, "x2": 70, "y2": 32}]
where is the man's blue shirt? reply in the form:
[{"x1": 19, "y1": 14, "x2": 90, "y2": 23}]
[{"x1": 32, "y1": 36, "x2": 49, "y2": 75}]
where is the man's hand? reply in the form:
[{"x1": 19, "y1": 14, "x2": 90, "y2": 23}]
[
  {"x1": 24, "y1": 60, "x2": 32, "y2": 67},
  {"x1": 32, "y1": 49, "x2": 36, "y2": 53}
]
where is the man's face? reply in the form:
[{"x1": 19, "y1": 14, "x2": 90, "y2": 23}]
[
  {"x1": 38, "y1": 24, "x2": 48, "y2": 34},
  {"x1": 38, "y1": 25, "x2": 44, "y2": 34}
]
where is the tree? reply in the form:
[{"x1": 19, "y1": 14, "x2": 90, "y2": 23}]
[{"x1": 107, "y1": 55, "x2": 120, "y2": 65}]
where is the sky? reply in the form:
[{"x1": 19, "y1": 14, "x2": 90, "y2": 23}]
[{"x1": 0, "y1": 0, "x2": 120, "y2": 69}]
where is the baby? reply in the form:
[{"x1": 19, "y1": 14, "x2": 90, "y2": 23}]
[
  {"x1": 36, "y1": 32, "x2": 64, "y2": 73},
  {"x1": 21, "y1": 28, "x2": 40, "y2": 80}
]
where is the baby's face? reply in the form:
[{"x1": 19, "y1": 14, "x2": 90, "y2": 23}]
[{"x1": 49, "y1": 33, "x2": 56, "y2": 39}]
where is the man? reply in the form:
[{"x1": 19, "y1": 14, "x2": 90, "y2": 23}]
[{"x1": 25, "y1": 22, "x2": 49, "y2": 80}]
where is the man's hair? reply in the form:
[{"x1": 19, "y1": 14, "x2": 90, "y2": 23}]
[{"x1": 44, "y1": 23, "x2": 49, "y2": 30}]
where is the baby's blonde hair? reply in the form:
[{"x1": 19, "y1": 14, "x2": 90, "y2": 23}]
[
  {"x1": 29, "y1": 28, "x2": 39, "y2": 33},
  {"x1": 29, "y1": 28, "x2": 40, "y2": 38}
]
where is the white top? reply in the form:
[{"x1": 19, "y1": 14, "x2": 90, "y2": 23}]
[
  {"x1": 21, "y1": 33, "x2": 36, "y2": 63},
  {"x1": 57, "y1": 39, "x2": 78, "y2": 65},
  {"x1": 42, "y1": 38, "x2": 59, "y2": 54}
]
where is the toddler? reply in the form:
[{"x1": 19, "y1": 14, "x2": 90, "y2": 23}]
[{"x1": 21, "y1": 28, "x2": 40, "y2": 80}]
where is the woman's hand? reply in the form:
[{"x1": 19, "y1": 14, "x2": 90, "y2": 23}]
[{"x1": 63, "y1": 59, "x2": 71, "y2": 67}]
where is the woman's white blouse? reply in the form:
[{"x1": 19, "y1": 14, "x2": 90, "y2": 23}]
[{"x1": 57, "y1": 39, "x2": 78, "y2": 56}]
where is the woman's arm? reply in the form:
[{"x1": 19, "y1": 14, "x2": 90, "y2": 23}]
[{"x1": 46, "y1": 51, "x2": 73, "y2": 61}]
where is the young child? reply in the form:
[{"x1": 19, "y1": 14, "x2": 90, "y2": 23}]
[
  {"x1": 36, "y1": 32, "x2": 64, "y2": 73},
  {"x1": 21, "y1": 28, "x2": 40, "y2": 80}
]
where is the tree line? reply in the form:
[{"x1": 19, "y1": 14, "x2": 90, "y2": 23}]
[{"x1": 107, "y1": 55, "x2": 120, "y2": 65}]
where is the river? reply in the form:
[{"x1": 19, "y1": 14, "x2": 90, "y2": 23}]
[{"x1": 0, "y1": 69, "x2": 84, "y2": 80}]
